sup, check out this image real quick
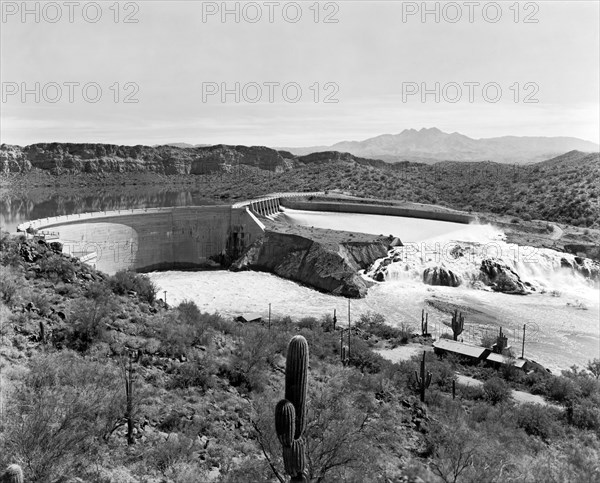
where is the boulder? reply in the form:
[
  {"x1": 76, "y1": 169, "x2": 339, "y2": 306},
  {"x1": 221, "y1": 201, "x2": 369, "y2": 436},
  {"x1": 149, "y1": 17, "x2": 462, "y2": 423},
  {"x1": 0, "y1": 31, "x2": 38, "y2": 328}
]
[
  {"x1": 422, "y1": 267, "x2": 461, "y2": 287},
  {"x1": 49, "y1": 241, "x2": 63, "y2": 253},
  {"x1": 479, "y1": 259, "x2": 529, "y2": 295}
]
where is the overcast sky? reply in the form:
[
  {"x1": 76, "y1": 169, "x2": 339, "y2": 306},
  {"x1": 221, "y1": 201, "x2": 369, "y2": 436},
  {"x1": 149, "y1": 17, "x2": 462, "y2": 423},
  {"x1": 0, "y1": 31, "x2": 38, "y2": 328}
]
[{"x1": 1, "y1": 0, "x2": 599, "y2": 146}]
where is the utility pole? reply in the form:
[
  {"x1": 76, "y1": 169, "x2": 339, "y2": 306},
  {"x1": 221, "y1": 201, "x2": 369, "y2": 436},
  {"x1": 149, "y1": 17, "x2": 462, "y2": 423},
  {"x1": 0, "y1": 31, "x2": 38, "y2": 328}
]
[
  {"x1": 347, "y1": 299, "x2": 351, "y2": 360},
  {"x1": 268, "y1": 303, "x2": 271, "y2": 331},
  {"x1": 163, "y1": 290, "x2": 167, "y2": 305},
  {"x1": 521, "y1": 324, "x2": 526, "y2": 359},
  {"x1": 333, "y1": 308, "x2": 337, "y2": 330}
]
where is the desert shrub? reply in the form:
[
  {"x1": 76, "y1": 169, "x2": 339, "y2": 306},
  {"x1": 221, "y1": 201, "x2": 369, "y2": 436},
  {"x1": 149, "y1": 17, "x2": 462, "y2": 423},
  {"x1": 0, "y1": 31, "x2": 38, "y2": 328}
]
[
  {"x1": 395, "y1": 323, "x2": 412, "y2": 344},
  {"x1": 146, "y1": 433, "x2": 198, "y2": 474},
  {"x1": 522, "y1": 370, "x2": 551, "y2": 395},
  {"x1": 159, "y1": 316, "x2": 199, "y2": 358},
  {"x1": 562, "y1": 365, "x2": 600, "y2": 399},
  {"x1": 0, "y1": 352, "x2": 122, "y2": 481},
  {"x1": 219, "y1": 327, "x2": 280, "y2": 393},
  {"x1": 356, "y1": 311, "x2": 402, "y2": 340},
  {"x1": 55, "y1": 282, "x2": 79, "y2": 297},
  {"x1": 431, "y1": 362, "x2": 456, "y2": 392},
  {"x1": 483, "y1": 377, "x2": 512, "y2": 405},
  {"x1": 587, "y1": 359, "x2": 600, "y2": 379},
  {"x1": 571, "y1": 399, "x2": 600, "y2": 431},
  {"x1": 297, "y1": 316, "x2": 319, "y2": 331},
  {"x1": 12, "y1": 333, "x2": 28, "y2": 351},
  {"x1": 110, "y1": 269, "x2": 157, "y2": 304},
  {"x1": 457, "y1": 383, "x2": 485, "y2": 401},
  {"x1": 547, "y1": 375, "x2": 580, "y2": 404},
  {"x1": 168, "y1": 358, "x2": 215, "y2": 391},
  {"x1": 201, "y1": 312, "x2": 238, "y2": 335},
  {"x1": 0, "y1": 266, "x2": 23, "y2": 306},
  {"x1": 347, "y1": 336, "x2": 386, "y2": 374},
  {"x1": 177, "y1": 299, "x2": 201, "y2": 325},
  {"x1": 515, "y1": 403, "x2": 563, "y2": 442},
  {"x1": 38, "y1": 253, "x2": 76, "y2": 282},
  {"x1": 480, "y1": 333, "x2": 496, "y2": 349},
  {"x1": 84, "y1": 281, "x2": 112, "y2": 301},
  {"x1": 320, "y1": 313, "x2": 335, "y2": 332},
  {"x1": 62, "y1": 297, "x2": 115, "y2": 351},
  {"x1": 428, "y1": 421, "x2": 483, "y2": 483},
  {"x1": 524, "y1": 438, "x2": 600, "y2": 483},
  {"x1": 30, "y1": 291, "x2": 52, "y2": 316}
]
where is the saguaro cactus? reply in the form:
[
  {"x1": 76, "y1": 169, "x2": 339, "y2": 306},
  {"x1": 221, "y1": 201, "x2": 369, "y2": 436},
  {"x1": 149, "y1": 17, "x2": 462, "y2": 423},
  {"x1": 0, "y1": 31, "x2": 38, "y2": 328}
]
[
  {"x1": 421, "y1": 309, "x2": 429, "y2": 336},
  {"x1": 2, "y1": 464, "x2": 24, "y2": 483},
  {"x1": 275, "y1": 336, "x2": 309, "y2": 482},
  {"x1": 341, "y1": 345, "x2": 349, "y2": 366},
  {"x1": 414, "y1": 351, "x2": 432, "y2": 403},
  {"x1": 451, "y1": 310, "x2": 464, "y2": 341}
]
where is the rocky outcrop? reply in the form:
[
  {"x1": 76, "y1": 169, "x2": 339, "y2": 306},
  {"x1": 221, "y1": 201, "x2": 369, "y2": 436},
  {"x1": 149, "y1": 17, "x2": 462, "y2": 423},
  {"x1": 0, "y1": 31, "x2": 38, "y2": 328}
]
[
  {"x1": 231, "y1": 230, "x2": 391, "y2": 298},
  {"x1": 479, "y1": 259, "x2": 530, "y2": 295},
  {"x1": 423, "y1": 267, "x2": 461, "y2": 287},
  {"x1": 0, "y1": 144, "x2": 32, "y2": 173},
  {"x1": 561, "y1": 256, "x2": 600, "y2": 282},
  {"x1": 0, "y1": 143, "x2": 298, "y2": 175}
]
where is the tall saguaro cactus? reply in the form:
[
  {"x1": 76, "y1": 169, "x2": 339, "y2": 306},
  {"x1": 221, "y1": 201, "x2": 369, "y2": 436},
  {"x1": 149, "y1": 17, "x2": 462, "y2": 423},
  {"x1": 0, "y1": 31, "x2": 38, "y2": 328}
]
[
  {"x1": 451, "y1": 309, "x2": 464, "y2": 341},
  {"x1": 275, "y1": 336, "x2": 309, "y2": 482},
  {"x1": 414, "y1": 351, "x2": 432, "y2": 403},
  {"x1": 421, "y1": 309, "x2": 429, "y2": 336}
]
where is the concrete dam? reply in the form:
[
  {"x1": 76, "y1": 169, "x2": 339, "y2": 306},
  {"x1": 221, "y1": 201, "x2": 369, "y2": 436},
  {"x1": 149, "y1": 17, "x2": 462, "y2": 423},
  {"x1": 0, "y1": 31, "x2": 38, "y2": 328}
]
[
  {"x1": 17, "y1": 193, "x2": 473, "y2": 275},
  {"x1": 17, "y1": 193, "x2": 321, "y2": 274}
]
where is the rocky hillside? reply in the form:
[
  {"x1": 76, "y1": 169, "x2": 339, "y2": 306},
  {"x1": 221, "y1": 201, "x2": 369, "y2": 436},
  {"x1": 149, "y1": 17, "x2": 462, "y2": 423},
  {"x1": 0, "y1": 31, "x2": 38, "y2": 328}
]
[
  {"x1": 2, "y1": 144, "x2": 599, "y2": 232},
  {"x1": 0, "y1": 143, "x2": 385, "y2": 176},
  {"x1": 0, "y1": 143, "x2": 300, "y2": 175}
]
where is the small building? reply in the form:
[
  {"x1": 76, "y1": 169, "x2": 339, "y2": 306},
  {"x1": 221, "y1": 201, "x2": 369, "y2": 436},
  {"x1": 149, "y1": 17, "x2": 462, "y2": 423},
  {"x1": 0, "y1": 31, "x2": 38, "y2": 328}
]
[
  {"x1": 433, "y1": 338, "x2": 539, "y2": 372},
  {"x1": 485, "y1": 352, "x2": 528, "y2": 371},
  {"x1": 433, "y1": 339, "x2": 489, "y2": 361},
  {"x1": 235, "y1": 313, "x2": 262, "y2": 323}
]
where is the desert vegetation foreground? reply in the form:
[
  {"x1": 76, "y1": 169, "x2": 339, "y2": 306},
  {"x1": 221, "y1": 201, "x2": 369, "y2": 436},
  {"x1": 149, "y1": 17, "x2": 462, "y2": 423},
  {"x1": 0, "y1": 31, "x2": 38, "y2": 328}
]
[{"x1": 1, "y1": 231, "x2": 599, "y2": 483}]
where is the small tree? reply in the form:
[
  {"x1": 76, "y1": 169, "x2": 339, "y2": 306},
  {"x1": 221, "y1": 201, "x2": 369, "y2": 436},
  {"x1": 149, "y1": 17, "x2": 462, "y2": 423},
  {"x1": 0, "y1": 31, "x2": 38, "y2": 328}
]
[
  {"x1": 586, "y1": 358, "x2": 600, "y2": 379},
  {"x1": 483, "y1": 377, "x2": 511, "y2": 405}
]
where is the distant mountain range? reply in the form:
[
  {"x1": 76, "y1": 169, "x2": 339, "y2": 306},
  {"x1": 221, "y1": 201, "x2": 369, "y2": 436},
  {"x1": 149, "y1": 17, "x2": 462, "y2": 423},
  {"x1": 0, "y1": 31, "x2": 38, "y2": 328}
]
[
  {"x1": 153, "y1": 143, "x2": 212, "y2": 149},
  {"x1": 280, "y1": 128, "x2": 599, "y2": 164}
]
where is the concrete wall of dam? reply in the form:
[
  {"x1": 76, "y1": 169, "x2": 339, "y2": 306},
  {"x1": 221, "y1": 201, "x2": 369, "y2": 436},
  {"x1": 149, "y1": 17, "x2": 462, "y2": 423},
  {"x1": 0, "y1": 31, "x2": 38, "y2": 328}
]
[
  {"x1": 280, "y1": 200, "x2": 475, "y2": 224},
  {"x1": 18, "y1": 192, "x2": 472, "y2": 276},
  {"x1": 21, "y1": 206, "x2": 265, "y2": 274}
]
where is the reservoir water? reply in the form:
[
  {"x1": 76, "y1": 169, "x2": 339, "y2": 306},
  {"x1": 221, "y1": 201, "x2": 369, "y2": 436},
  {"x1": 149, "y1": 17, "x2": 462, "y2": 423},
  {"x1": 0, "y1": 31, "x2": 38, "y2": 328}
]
[{"x1": 279, "y1": 208, "x2": 477, "y2": 242}]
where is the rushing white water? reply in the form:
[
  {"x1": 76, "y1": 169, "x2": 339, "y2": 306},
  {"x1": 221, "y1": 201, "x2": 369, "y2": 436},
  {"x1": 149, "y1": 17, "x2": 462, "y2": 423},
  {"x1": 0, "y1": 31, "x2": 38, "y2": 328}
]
[
  {"x1": 148, "y1": 269, "x2": 598, "y2": 373},
  {"x1": 148, "y1": 210, "x2": 599, "y2": 373}
]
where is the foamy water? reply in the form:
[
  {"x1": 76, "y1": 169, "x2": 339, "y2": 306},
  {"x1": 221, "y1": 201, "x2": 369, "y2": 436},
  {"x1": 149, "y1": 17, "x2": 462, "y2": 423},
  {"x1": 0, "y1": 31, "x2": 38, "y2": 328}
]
[
  {"x1": 148, "y1": 210, "x2": 599, "y2": 373},
  {"x1": 148, "y1": 269, "x2": 599, "y2": 373}
]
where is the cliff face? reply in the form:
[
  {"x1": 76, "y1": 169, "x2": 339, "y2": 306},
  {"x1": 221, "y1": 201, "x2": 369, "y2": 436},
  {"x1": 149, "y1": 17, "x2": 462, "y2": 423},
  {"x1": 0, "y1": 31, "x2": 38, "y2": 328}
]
[
  {"x1": 231, "y1": 230, "x2": 392, "y2": 298},
  {"x1": 0, "y1": 143, "x2": 298, "y2": 175}
]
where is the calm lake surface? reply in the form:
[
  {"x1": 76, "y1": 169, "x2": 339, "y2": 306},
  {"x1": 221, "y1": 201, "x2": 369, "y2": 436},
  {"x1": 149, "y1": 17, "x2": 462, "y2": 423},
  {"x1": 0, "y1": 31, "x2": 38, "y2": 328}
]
[{"x1": 0, "y1": 188, "x2": 223, "y2": 233}]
